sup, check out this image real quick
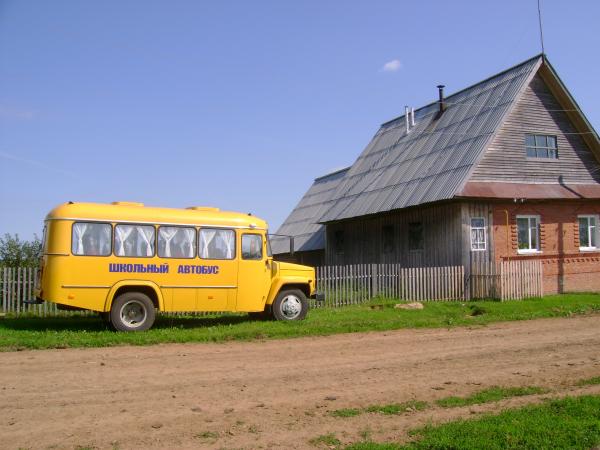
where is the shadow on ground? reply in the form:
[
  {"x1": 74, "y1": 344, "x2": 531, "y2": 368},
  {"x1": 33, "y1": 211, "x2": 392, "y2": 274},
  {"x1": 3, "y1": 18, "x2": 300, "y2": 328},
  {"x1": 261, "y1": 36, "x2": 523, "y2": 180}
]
[{"x1": 0, "y1": 314, "x2": 260, "y2": 332}]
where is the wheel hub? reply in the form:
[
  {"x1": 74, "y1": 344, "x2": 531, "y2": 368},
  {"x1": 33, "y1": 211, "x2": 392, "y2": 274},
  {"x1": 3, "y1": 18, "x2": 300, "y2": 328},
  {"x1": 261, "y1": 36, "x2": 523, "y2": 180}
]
[
  {"x1": 281, "y1": 295, "x2": 302, "y2": 319},
  {"x1": 120, "y1": 300, "x2": 146, "y2": 327}
]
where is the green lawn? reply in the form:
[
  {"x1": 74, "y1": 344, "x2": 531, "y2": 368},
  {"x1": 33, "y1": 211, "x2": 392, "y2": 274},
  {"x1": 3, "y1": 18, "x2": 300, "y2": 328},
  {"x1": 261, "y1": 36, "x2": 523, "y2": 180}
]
[
  {"x1": 1, "y1": 293, "x2": 599, "y2": 351},
  {"x1": 345, "y1": 395, "x2": 600, "y2": 450}
]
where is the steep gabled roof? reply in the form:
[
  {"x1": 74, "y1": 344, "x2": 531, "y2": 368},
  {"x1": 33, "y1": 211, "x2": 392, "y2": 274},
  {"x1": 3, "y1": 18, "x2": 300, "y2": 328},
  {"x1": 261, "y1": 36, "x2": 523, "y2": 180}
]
[
  {"x1": 271, "y1": 167, "x2": 349, "y2": 254},
  {"x1": 319, "y1": 55, "x2": 544, "y2": 222},
  {"x1": 274, "y1": 54, "x2": 600, "y2": 252}
]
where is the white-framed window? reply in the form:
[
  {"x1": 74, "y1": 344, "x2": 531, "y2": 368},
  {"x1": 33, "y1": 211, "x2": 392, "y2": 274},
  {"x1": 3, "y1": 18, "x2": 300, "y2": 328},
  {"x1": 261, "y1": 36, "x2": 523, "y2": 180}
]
[
  {"x1": 470, "y1": 217, "x2": 486, "y2": 251},
  {"x1": 517, "y1": 215, "x2": 540, "y2": 253},
  {"x1": 578, "y1": 215, "x2": 598, "y2": 251}
]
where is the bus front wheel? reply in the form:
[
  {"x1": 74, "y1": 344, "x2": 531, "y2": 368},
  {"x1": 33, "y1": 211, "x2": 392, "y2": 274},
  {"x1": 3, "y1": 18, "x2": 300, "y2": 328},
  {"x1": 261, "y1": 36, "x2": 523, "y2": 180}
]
[
  {"x1": 110, "y1": 292, "x2": 156, "y2": 332},
  {"x1": 272, "y1": 289, "x2": 308, "y2": 321}
]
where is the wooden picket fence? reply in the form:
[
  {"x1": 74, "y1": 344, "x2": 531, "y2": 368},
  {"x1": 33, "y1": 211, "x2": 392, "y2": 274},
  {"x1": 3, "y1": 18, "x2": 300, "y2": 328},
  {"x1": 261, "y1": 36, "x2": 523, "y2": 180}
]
[
  {"x1": 1, "y1": 261, "x2": 543, "y2": 316},
  {"x1": 315, "y1": 261, "x2": 543, "y2": 306},
  {"x1": 315, "y1": 264, "x2": 466, "y2": 307},
  {"x1": 471, "y1": 259, "x2": 544, "y2": 301},
  {"x1": 1, "y1": 267, "x2": 61, "y2": 316}
]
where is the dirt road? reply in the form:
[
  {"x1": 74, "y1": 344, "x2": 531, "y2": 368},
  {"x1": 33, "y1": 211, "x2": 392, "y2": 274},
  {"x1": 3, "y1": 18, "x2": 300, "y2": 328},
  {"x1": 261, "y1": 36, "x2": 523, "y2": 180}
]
[{"x1": 2, "y1": 315, "x2": 600, "y2": 450}]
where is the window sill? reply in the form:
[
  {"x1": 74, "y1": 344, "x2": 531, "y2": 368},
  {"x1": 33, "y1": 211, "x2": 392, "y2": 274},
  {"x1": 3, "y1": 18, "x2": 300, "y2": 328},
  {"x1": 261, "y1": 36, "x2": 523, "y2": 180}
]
[
  {"x1": 525, "y1": 157, "x2": 559, "y2": 162},
  {"x1": 517, "y1": 250, "x2": 542, "y2": 255},
  {"x1": 579, "y1": 247, "x2": 599, "y2": 252},
  {"x1": 471, "y1": 248, "x2": 487, "y2": 252}
]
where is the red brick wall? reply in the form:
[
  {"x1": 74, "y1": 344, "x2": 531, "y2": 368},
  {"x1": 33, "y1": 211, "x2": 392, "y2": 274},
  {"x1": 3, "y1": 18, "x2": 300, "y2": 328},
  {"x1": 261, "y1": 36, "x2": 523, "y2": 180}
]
[{"x1": 492, "y1": 201, "x2": 600, "y2": 294}]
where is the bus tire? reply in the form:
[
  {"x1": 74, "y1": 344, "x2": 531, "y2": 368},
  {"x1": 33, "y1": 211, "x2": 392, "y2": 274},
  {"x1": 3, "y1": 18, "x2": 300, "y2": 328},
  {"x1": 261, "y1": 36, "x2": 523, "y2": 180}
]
[
  {"x1": 272, "y1": 289, "x2": 308, "y2": 321},
  {"x1": 110, "y1": 292, "x2": 156, "y2": 332}
]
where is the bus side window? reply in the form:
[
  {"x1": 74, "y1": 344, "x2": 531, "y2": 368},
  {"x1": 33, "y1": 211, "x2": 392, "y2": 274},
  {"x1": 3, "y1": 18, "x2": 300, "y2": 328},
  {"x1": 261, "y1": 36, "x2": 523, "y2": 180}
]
[
  {"x1": 114, "y1": 224, "x2": 155, "y2": 257},
  {"x1": 158, "y1": 226, "x2": 196, "y2": 258},
  {"x1": 242, "y1": 234, "x2": 262, "y2": 260},
  {"x1": 72, "y1": 222, "x2": 112, "y2": 256},
  {"x1": 199, "y1": 229, "x2": 235, "y2": 260}
]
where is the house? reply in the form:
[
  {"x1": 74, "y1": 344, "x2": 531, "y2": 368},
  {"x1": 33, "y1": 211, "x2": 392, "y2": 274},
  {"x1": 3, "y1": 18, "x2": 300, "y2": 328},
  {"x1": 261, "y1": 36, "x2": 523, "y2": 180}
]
[{"x1": 272, "y1": 54, "x2": 600, "y2": 295}]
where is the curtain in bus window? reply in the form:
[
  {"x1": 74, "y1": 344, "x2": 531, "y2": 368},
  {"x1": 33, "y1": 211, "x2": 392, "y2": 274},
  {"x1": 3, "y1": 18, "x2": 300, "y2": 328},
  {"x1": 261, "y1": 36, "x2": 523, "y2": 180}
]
[
  {"x1": 72, "y1": 223, "x2": 88, "y2": 255},
  {"x1": 115, "y1": 225, "x2": 155, "y2": 257},
  {"x1": 183, "y1": 228, "x2": 196, "y2": 257},
  {"x1": 115, "y1": 225, "x2": 135, "y2": 256},
  {"x1": 99, "y1": 224, "x2": 111, "y2": 255},
  {"x1": 158, "y1": 227, "x2": 196, "y2": 258},
  {"x1": 199, "y1": 229, "x2": 235, "y2": 259},
  {"x1": 158, "y1": 227, "x2": 178, "y2": 257},
  {"x1": 221, "y1": 230, "x2": 234, "y2": 259},
  {"x1": 199, "y1": 229, "x2": 217, "y2": 258},
  {"x1": 72, "y1": 222, "x2": 112, "y2": 256},
  {"x1": 136, "y1": 226, "x2": 155, "y2": 256}
]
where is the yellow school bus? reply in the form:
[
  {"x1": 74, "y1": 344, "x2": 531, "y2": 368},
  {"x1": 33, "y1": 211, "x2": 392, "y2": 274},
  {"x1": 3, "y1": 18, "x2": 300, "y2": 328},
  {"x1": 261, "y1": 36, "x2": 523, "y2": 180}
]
[{"x1": 33, "y1": 201, "x2": 320, "y2": 331}]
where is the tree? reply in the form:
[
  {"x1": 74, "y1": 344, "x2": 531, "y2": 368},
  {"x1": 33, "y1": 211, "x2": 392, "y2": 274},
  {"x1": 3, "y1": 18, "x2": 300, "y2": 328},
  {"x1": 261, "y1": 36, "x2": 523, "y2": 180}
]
[{"x1": 0, "y1": 234, "x2": 42, "y2": 267}]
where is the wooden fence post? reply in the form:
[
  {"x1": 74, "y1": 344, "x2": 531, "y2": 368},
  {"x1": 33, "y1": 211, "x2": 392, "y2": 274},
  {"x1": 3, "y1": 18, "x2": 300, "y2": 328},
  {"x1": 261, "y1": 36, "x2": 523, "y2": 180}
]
[{"x1": 371, "y1": 264, "x2": 378, "y2": 297}]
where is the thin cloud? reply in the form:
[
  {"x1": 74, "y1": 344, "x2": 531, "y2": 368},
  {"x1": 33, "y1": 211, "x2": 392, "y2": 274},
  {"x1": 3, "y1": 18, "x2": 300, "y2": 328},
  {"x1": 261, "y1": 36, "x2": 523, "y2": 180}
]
[
  {"x1": 381, "y1": 59, "x2": 402, "y2": 72},
  {"x1": 0, "y1": 106, "x2": 36, "y2": 120},
  {"x1": 0, "y1": 151, "x2": 79, "y2": 179}
]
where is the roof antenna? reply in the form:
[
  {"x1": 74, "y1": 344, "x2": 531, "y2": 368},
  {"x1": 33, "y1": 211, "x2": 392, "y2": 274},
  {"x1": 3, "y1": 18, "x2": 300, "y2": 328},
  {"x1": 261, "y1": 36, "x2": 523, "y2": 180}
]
[{"x1": 537, "y1": 0, "x2": 546, "y2": 61}]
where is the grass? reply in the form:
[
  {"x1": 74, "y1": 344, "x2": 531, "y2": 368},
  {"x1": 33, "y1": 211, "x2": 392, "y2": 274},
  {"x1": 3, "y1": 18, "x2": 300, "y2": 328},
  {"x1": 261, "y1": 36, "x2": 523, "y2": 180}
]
[
  {"x1": 331, "y1": 386, "x2": 546, "y2": 419},
  {"x1": 331, "y1": 408, "x2": 362, "y2": 418},
  {"x1": 346, "y1": 395, "x2": 600, "y2": 450},
  {"x1": 1, "y1": 293, "x2": 599, "y2": 351},
  {"x1": 332, "y1": 401, "x2": 428, "y2": 418},
  {"x1": 576, "y1": 376, "x2": 600, "y2": 386},
  {"x1": 435, "y1": 386, "x2": 547, "y2": 408},
  {"x1": 364, "y1": 400, "x2": 429, "y2": 415},
  {"x1": 194, "y1": 431, "x2": 219, "y2": 440},
  {"x1": 310, "y1": 433, "x2": 341, "y2": 448}
]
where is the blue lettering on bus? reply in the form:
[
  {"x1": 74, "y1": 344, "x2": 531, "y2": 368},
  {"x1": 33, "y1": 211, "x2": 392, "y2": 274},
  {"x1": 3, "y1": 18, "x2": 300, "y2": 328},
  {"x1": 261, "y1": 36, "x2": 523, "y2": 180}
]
[
  {"x1": 108, "y1": 263, "x2": 170, "y2": 274},
  {"x1": 109, "y1": 263, "x2": 218, "y2": 275},
  {"x1": 175, "y1": 264, "x2": 220, "y2": 275}
]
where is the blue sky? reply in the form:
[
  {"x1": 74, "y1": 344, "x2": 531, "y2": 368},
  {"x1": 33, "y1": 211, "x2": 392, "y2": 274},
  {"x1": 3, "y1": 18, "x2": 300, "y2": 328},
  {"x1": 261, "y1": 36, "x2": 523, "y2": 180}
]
[{"x1": 1, "y1": 0, "x2": 599, "y2": 240}]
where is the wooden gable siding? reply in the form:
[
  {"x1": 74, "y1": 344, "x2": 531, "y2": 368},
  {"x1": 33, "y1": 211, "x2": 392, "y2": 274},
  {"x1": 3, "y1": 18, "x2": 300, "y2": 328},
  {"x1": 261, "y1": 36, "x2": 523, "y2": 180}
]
[
  {"x1": 325, "y1": 202, "x2": 464, "y2": 267},
  {"x1": 470, "y1": 73, "x2": 600, "y2": 184}
]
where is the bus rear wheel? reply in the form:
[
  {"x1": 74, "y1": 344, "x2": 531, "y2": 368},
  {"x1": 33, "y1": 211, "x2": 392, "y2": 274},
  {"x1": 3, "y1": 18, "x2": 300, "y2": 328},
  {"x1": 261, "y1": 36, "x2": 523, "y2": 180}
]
[
  {"x1": 110, "y1": 292, "x2": 156, "y2": 332},
  {"x1": 272, "y1": 289, "x2": 308, "y2": 321}
]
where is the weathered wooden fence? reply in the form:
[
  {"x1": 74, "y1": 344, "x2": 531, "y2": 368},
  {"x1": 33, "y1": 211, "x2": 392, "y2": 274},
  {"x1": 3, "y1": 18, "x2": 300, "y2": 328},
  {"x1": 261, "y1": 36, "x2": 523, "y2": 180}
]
[
  {"x1": 315, "y1": 264, "x2": 466, "y2": 307},
  {"x1": 1, "y1": 261, "x2": 543, "y2": 315},
  {"x1": 471, "y1": 259, "x2": 544, "y2": 301},
  {"x1": 316, "y1": 261, "x2": 543, "y2": 306},
  {"x1": 1, "y1": 267, "x2": 61, "y2": 316}
]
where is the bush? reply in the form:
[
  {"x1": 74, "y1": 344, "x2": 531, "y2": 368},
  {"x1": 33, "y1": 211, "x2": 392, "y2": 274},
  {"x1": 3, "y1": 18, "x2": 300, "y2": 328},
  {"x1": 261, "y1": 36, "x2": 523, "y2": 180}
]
[{"x1": 0, "y1": 233, "x2": 41, "y2": 267}]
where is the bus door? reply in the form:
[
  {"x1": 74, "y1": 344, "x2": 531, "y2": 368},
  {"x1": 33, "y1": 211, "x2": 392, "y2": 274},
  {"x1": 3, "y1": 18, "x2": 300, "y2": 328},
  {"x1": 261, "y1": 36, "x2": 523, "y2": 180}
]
[
  {"x1": 236, "y1": 232, "x2": 271, "y2": 311},
  {"x1": 196, "y1": 228, "x2": 238, "y2": 311}
]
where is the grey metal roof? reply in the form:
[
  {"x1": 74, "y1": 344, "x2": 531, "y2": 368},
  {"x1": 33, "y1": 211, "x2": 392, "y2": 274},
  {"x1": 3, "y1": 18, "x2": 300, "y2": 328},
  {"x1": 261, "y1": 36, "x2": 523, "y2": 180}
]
[
  {"x1": 271, "y1": 167, "x2": 349, "y2": 254},
  {"x1": 319, "y1": 55, "x2": 543, "y2": 222}
]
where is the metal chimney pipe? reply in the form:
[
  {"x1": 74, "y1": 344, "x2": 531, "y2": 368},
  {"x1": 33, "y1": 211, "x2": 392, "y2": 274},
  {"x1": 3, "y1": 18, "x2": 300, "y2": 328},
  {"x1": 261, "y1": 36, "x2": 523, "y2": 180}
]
[
  {"x1": 410, "y1": 107, "x2": 415, "y2": 127},
  {"x1": 405, "y1": 106, "x2": 410, "y2": 133},
  {"x1": 437, "y1": 85, "x2": 446, "y2": 113}
]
